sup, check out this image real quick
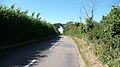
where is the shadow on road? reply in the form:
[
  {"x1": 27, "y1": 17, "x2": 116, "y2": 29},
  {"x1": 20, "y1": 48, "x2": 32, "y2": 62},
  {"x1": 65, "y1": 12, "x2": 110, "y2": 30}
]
[{"x1": 0, "y1": 36, "x2": 62, "y2": 67}]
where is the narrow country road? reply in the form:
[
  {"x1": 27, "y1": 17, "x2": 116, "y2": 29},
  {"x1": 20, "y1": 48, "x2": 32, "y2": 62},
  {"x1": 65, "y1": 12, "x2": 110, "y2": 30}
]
[{"x1": 0, "y1": 36, "x2": 85, "y2": 67}]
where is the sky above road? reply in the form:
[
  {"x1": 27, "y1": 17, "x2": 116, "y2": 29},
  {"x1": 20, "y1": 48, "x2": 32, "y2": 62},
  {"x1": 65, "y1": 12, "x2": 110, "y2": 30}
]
[{"x1": 0, "y1": 0, "x2": 120, "y2": 24}]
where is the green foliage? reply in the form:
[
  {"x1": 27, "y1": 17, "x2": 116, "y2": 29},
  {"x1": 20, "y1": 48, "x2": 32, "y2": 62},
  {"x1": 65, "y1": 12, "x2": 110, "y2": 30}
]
[
  {"x1": 0, "y1": 5, "x2": 58, "y2": 48},
  {"x1": 64, "y1": 6, "x2": 120, "y2": 67}
]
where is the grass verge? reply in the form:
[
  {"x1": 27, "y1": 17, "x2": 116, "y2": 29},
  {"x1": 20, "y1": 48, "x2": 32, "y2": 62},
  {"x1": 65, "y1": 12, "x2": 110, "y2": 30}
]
[
  {"x1": 72, "y1": 37, "x2": 104, "y2": 67},
  {"x1": 0, "y1": 35, "x2": 57, "y2": 52}
]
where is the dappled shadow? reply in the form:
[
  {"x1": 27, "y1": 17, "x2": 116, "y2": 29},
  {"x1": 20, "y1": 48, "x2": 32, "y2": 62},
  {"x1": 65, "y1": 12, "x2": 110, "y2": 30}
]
[{"x1": 0, "y1": 36, "x2": 62, "y2": 67}]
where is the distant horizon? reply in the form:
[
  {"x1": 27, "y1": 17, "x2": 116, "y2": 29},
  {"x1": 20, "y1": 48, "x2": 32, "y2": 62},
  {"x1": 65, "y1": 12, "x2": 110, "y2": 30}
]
[{"x1": 0, "y1": 0, "x2": 120, "y2": 24}]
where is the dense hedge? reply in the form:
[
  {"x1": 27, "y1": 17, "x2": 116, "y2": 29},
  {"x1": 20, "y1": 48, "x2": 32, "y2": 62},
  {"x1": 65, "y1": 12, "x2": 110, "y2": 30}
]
[
  {"x1": 64, "y1": 6, "x2": 120, "y2": 67},
  {"x1": 0, "y1": 5, "x2": 58, "y2": 49}
]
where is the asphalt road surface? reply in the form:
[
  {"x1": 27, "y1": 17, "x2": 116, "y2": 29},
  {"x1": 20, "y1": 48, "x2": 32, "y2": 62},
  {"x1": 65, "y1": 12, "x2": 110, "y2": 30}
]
[{"x1": 0, "y1": 36, "x2": 85, "y2": 67}]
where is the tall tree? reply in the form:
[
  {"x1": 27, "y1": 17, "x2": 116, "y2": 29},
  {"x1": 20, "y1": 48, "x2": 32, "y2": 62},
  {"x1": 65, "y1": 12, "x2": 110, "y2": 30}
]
[{"x1": 80, "y1": 0, "x2": 99, "y2": 22}]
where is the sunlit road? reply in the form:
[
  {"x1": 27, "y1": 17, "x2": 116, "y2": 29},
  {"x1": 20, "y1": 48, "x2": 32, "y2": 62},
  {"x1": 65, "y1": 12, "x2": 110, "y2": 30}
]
[{"x1": 0, "y1": 36, "x2": 85, "y2": 67}]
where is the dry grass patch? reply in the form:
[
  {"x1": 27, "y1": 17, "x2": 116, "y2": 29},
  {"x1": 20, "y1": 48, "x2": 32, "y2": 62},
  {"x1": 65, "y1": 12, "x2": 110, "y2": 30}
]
[{"x1": 72, "y1": 37, "x2": 104, "y2": 67}]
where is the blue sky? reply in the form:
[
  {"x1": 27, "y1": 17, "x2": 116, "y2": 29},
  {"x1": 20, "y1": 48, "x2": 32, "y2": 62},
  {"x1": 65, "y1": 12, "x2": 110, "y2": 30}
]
[{"x1": 0, "y1": 0, "x2": 120, "y2": 24}]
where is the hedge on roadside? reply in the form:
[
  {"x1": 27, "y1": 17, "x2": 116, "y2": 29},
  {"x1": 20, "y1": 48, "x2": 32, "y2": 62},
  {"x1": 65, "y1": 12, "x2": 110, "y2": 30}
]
[
  {"x1": 0, "y1": 5, "x2": 58, "y2": 49},
  {"x1": 64, "y1": 5, "x2": 120, "y2": 67}
]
